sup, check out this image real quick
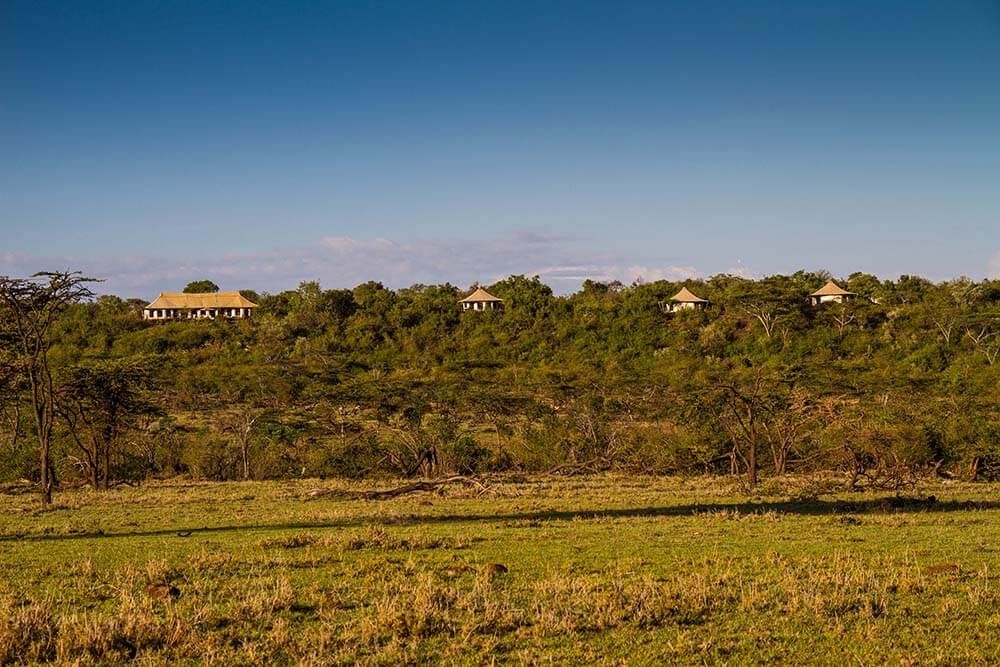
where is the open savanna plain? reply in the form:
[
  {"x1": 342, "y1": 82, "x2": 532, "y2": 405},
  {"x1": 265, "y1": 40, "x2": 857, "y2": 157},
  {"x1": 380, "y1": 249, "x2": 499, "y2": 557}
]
[{"x1": 1, "y1": 476, "x2": 999, "y2": 665}]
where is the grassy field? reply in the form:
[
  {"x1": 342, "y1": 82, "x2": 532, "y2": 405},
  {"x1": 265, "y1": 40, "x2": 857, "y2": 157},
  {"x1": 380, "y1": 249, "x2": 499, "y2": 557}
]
[{"x1": 1, "y1": 475, "x2": 999, "y2": 665}]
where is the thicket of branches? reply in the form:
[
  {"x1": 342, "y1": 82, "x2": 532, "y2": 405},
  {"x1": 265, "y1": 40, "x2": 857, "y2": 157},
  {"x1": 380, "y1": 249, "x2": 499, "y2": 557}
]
[{"x1": 1, "y1": 270, "x2": 999, "y2": 501}]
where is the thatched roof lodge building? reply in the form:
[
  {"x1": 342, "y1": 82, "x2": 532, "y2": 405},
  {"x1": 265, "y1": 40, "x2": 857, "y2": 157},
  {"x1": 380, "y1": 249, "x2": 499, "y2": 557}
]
[
  {"x1": 809, "y1": 281, "x2": 856, "y2": 305},
  {"x1": 668, "y1": 286, "x2": 709, "y2": 312},
  {"x1": 143, "y1": 292, "x2": 258, "y2": 321},
  {"x1": 460, "y1": 287, "x2": 503, "y2": 311}
]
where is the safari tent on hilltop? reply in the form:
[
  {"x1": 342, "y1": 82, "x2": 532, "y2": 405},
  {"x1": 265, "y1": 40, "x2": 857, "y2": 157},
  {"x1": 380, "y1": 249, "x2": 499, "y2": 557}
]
[
  {"x1": 809, "y1": 281, "x2": 857, "y2": 305},
  {"x1": 143, "y1": 291, "x2": 258, "y2": 321},
  {"x1": 460, "y1": 287, "x2": 503, "y2": 312},
  {"x1": 668, "y1": 286, "x2": 709, "y2": 312}
]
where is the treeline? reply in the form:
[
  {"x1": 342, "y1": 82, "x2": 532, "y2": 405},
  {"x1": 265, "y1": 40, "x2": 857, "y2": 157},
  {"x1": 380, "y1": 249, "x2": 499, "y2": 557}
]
[{"x1": 2, "y1": 270, "x2": 999, "y2": 501}]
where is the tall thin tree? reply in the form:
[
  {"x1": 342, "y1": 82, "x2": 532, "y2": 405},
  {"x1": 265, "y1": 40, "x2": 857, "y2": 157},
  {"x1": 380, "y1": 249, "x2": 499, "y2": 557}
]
[{"x1": 0, "y1": 272, "x2": 97, "y2": 503}]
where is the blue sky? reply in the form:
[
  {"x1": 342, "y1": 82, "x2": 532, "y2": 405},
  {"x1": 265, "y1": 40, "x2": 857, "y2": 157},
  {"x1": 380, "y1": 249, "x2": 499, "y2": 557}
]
[{"x1": 3, "y1": 1, "x2": 999, "y2": 297}]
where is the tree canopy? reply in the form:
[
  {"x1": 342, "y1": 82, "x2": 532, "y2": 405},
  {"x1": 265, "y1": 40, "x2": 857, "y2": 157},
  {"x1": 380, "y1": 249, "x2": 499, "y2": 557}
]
[
  {"x1": 183, "y1": 280, "x2": 220, "y2": 294},
  {"x1": 2, "y1": 271, "x2": 999, "y2": 495}
]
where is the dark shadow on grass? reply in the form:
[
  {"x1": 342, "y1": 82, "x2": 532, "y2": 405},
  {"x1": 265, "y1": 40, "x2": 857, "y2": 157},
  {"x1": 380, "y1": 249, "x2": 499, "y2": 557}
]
[{"x1": 3, "y1": 496, "x2": 999, "y2": 544}]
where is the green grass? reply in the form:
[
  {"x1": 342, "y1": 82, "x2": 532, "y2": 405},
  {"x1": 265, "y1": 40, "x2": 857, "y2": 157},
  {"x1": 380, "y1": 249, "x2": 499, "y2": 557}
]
[{"x1": 1, "y1": 475, "x2": 999, "y2": 665}]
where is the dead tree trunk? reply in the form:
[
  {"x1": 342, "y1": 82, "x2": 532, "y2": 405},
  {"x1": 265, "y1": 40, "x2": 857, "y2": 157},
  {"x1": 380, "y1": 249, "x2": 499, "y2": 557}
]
[
  {"x1": 29, "y1": 369, "x2": 56, "y2": 504},
  {"x1": 306, "y1": 475, "x2": 491, "y2": 500},
  {"x1": 747, "y1": 432, "x2": 758, "y2": 488},
  {"x1": 968, "y1": 456, "x2": 981, "y2": 481}
]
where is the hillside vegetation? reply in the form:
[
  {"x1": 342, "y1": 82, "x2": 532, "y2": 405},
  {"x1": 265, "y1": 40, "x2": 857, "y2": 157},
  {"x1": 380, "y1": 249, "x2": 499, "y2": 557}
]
[{"x1": 2, "y1": 271, "x2": 999, "y2": 493}]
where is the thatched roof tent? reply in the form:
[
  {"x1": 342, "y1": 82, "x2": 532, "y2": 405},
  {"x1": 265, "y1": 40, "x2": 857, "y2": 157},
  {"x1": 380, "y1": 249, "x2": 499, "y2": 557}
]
[
  {"x1": 809, "y1": 281, "x2": 856, "y2": 298},
  {"x1": 460, "y1": 288, "x2": 503, "y2": 303},
  {"x1": 670, "y1": 287, "x2": 708, "y2": 303}
]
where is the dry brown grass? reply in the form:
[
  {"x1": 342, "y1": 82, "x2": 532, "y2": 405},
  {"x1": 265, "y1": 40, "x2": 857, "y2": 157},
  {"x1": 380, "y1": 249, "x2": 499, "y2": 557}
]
[
  {"x1": 1, "y1": 552, "x2": 997, "y2": 665},
  {"x1": 2, "y1": 476, "x2": 999, "y2": 664}
]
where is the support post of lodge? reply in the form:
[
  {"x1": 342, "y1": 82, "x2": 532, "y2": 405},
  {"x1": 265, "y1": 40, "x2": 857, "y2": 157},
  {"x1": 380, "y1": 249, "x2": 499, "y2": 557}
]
[{"x1": 142, "y1": 291, "x2": 259, "y2": 321}]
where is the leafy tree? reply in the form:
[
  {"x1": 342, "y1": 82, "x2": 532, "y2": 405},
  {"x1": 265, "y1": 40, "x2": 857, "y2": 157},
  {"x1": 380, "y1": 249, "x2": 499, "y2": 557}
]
[
  {"x1": 3, "y1": 268, "x2": 999, "y2": 490},
  {"x1": 217, "y1": 372, "x2": 284, "y2": 481},
  {"x1": 735, "y1": 277, "x2": 806, "y2": 339},
  {"x1": 183, "y1": 280, "x2": 220, "y2": 294},
  {"x1": 688, "y1": 361, "x2": 776, "y2": 488},
  {"x1": 0, "y1": 272, "x2": 97, "y2": 503},
  {"x1": 59, "y1": 356, "x2": 159, "y2": 489}
]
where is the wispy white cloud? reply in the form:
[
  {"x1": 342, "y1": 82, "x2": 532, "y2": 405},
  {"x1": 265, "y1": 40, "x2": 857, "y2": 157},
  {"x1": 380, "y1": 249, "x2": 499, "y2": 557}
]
[
  {"x1": 0, "y1": 234, "x2": 702, "y2": 298},
  {"x1": 989, "y1": 252, "x2": 1000, "y2": 279},
  {"x1": 530, "y1": 264, "x2": 700, "y2": 284},
  {"x1": 724, "y1": 261, "x2": 756, "y2": 279}
]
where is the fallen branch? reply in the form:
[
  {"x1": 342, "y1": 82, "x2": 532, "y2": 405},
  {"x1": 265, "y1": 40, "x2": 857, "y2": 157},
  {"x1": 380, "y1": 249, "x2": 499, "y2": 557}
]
[
  {"x1": 0, "y1": 479, "x2": 37, "y2": 496},
  {"x1": 305, "y1": 475, "x2": 491, "y2": 500},
  {"x1": 545, "y1": 457, "x2": 610, "y2": 476}
]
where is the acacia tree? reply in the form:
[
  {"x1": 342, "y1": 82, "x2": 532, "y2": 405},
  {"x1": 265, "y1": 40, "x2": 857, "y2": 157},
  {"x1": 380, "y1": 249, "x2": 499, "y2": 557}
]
[
  {"x1": 462, "y1": 382, "x2": 542, "y2": 464},
  {"x1": 0, "y1": 346, "x2": 23, "y2": 462},
  {"x1": 685, "y1": 362, "x2": 791, "y2": 488},
  {"x1": 736, "y1": 278, "x2": 805, "y2": 340},
  {"x1": 218, "y1": 373, "x2": 284, "y2": 481},
  {"x1": 220, "y1": 407, "x2": 268, "y2": 480},
  {"x1": 712, "y1": 368, "x2": 768, "y2": 488},
  {"x1": 920, "y1": 280, "x2": 975, "y2": 345},
  {"x1": 760, "y1": 389, "x2": 816, "y2": 475},
  {"x1": 0, "y1": 272, "x2": 97, "y2": 503},
  {"x1": 964, "y1": 322, "x2": 999, "y2": 366},
  {"x1": 59, "y1": 357, "x2": 158, "y2": 490},
  {"x1": 740, "y1": 300, "x2": 787, "y2": 339},
  {"x1": 378, "y1": 409, "x2": 441, "y2": 477}
]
